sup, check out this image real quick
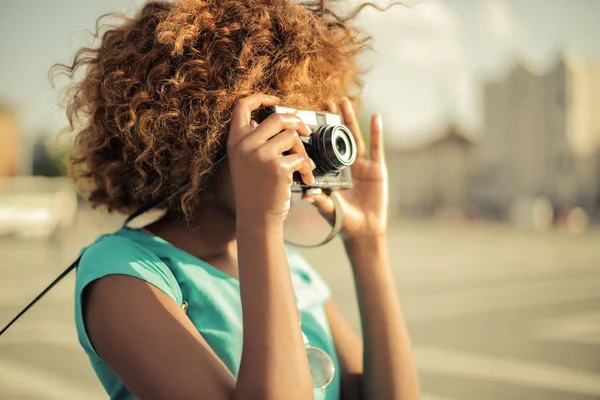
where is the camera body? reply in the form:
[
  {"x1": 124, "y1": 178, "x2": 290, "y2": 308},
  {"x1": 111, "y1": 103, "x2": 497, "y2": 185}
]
[{"x1": 259, "y1": 106, "x2": 357, "y2": 192}]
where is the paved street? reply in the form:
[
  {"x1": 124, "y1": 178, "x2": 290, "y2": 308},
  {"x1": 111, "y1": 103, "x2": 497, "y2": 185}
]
[{"x1": 0, "y1": 210, "x2": 599, "y2": 400}]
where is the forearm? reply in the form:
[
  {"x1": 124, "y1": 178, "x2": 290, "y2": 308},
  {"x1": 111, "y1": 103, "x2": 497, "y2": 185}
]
[
  {"x1": 234, "y1": 221, "x2": 313, "y2": 400},
  {"x1": 345, "y1": 234, "x2": 420, "y2": 400}
]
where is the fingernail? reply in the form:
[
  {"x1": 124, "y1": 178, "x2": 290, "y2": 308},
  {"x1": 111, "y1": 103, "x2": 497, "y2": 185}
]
[
  {"x1": 305, "y1": 197, "x2": 315, "y2": 204},
  {"x1": 306, "y1": 188, "x2": 323, "y2": 196},
  {"x1": 309, "y1": 158, "x2": 317, "y2": 170}
]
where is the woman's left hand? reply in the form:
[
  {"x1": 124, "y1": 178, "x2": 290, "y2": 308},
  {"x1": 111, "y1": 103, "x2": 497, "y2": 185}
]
[{"x1": 305, "y1": 97, "x2": 388, "y2": 241}]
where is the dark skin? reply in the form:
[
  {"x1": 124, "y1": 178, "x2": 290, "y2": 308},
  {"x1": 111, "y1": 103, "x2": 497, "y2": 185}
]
[{"x1": 83, "y1": 94, "x2": 420, "y2": 399}]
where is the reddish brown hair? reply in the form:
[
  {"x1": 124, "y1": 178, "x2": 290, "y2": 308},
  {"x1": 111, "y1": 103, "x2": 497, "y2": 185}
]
[{"x1": 54, "y1": 0, "x2": 370, "y2": 218}]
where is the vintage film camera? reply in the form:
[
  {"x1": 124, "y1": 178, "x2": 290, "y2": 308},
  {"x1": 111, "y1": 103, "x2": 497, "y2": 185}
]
[{"x1": 259, "y1": 106, "x2": 357, "y2": 192}]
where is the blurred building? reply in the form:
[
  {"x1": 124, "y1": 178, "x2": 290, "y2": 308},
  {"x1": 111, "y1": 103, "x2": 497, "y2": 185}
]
[
  {"x1": 387, "y1": 126, "x2": 474, "y2": 218},
  {"x1": 470, "y1": 55, "x2": 600, "y2": 217},
  {"x1": 0, "y1": 106, "x2": 19, "y2": 177}
]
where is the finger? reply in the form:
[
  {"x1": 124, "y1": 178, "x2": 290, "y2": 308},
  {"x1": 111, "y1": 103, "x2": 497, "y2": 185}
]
[
  {"x1": 251, "y1": 113, "x2": 311, "y2": 141},
  {"x1": 264, "y1": 130, "x2": 314, "y2": 177},
  {"x1": 326, "y1": 101, "x2": 339, "y2": 114},
  {"x1": 370, "y1": 113, "x2": 385, "y2": 162},
  {"x1": 303, "y1": 193, "x2": 335, "y2": 224},
  {"x1": 280, "y1": 154, "x2": 315, "y2": 185},
  {"x1": 340, "y1": 97, "x2": 366, "y2": 157},
  {"x1": 230, "y1": 93, "x2": 280, "y2": 138}
]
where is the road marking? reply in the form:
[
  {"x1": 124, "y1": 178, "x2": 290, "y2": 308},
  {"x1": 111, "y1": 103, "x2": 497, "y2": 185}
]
[
  {"x1": 0, "y1": 275, "x2": 75, "y2": 305},
  {"x1": 0, "y1": 357, "x2": 104, "y2": 400},
  {"x1": 5, "y1": 276, "x2": 600, "y2": 332},
  {"x1": 421, "y1": 395, "x2": 456, "y2": 400},
  {"x1": 0, "y1": 319, "x2": 80, "y2": 349},
  {"x1": 530, "y1": 311, "x2": 600, "y2": 344},
  {"x1": 402, "y1": 276, "x2": 600, "y2": 322},
  {"x1": 415, "y1": 346, "x2": 600, "y2": 396}
]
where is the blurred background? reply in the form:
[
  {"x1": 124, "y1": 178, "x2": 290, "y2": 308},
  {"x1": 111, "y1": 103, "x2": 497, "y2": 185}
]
[{"x1": 1, "y1": 0, "x2": 600, "y2": 399}]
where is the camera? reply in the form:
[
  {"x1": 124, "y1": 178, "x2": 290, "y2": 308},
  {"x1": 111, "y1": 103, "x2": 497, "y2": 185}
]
[{"x1": 259, "y1": 106, "x2": 357, "y2": 192}]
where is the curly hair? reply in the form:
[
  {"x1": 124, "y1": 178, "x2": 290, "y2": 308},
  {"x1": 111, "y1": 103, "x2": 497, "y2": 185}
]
[{"x1": 54, "y1": 0, "x2": 371, "y2": 218}]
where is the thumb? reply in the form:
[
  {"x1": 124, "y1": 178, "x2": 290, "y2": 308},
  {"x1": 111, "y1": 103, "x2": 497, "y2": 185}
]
[{"x1": 303, "y1": 192, "x2": 335, "y2": 225}]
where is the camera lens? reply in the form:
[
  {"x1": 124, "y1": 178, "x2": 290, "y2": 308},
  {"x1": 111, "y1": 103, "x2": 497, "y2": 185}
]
[
  {"x1": 335, "y1": 137, "x2": 347, "y2": 157},
  {"x1": 313, "y1": 124, "x2": 357, "y2": 172},
  {"x1": 333, "y1": 131, "x2": 355, "y2": 165}
]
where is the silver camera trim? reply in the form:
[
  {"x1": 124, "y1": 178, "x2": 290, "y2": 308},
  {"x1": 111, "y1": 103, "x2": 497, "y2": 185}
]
[{"x1": 271, "y1": 106, "x2": 342, "y2": 127}]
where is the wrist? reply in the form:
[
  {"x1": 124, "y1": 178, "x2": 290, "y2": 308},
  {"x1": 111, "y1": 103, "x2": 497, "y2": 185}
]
[
  {"x1": 237, "y1": 214, "x2": 284, "y2": 240},
  {"x1": 343, "y1": 233, "x2": 389, "y2": 269},
  {"x1": 343, "y1": 231, "x2": 388, "y2": 247}
]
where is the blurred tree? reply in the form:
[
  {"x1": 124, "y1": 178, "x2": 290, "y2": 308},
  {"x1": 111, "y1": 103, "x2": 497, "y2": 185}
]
[{"x1": 32, "y1": 136, "x2": 70, "y2": 177}]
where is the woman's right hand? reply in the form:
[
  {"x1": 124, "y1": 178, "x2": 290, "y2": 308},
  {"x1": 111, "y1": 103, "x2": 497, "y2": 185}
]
[
  {"x1": 227, "y1": 94, "x2": 315, "y2": 225},
  {"x1": 228, "y1": 95, "x2": 316, "y2": 399}
]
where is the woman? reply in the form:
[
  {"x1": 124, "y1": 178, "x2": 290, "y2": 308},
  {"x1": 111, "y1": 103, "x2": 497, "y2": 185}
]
[{"x1": 59, "y1": 0, "x2": 419, "y2": 399}]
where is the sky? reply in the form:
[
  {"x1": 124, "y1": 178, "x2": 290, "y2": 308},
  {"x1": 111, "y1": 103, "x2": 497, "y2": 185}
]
[
  {"x1": 1, "y1": 0, "x2": 600, "y2": 146},
  {"x1": 356, "y1": 0, "x2": 600, "y2": 146}
]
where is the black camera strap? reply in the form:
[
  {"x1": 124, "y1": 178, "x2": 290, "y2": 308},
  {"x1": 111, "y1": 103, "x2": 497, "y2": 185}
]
[
  {"x1": 0, "y1": 180, "x2": 193, "y2": 337},
  {"x1": 0, "y1": 259, "x2": 79, "y2": 336},
  {"x1": 0, "y1": 154, "x2": 343, "y2": 336},
  {"x1": 0, "y1": 190, "x2": 343, "y2": 336}
]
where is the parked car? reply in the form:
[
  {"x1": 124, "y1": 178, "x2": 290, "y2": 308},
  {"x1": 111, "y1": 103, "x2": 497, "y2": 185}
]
[{"x1": 0, "y1": 177, "x2": 77, "y2": 240}]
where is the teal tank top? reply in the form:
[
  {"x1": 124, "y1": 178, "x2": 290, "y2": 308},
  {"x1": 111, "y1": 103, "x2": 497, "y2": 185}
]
[{"x1": 74, "y1": 227, "x2": 341, "y2": 400}]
